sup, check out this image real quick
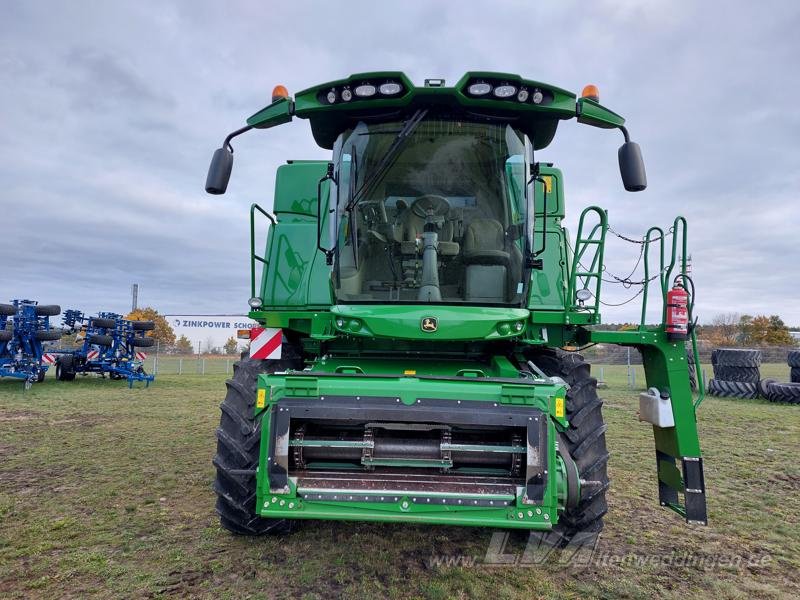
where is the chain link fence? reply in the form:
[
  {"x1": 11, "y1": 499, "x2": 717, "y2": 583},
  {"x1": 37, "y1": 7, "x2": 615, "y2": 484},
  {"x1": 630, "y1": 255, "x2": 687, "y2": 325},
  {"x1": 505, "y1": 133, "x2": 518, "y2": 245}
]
[{"x1": 141, "y1": 354, "x2": 238, "y2": 376}]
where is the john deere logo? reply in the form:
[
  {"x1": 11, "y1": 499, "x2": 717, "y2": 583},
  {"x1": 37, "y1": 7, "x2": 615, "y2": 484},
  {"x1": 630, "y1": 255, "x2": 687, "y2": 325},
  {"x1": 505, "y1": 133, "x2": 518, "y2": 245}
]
[{"x1": 421, "y1": 317, "x2": 438, "y2": 332}]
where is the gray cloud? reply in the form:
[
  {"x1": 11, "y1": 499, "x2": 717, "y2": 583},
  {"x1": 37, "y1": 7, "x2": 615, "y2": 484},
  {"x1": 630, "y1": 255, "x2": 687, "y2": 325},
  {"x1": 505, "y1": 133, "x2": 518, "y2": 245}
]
[{"x1": 1, "y1": 0, "x2": 798, "y2": 325}]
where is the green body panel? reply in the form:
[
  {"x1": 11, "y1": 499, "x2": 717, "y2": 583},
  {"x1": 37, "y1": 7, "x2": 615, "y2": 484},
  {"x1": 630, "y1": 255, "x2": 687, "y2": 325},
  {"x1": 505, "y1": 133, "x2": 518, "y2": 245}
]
[
  {"x1": 258, "y1": 161, "x2": 332, "y2": 309},
  {"x1": 226, "y1": 71, "x2": 705, "y2": 527}
]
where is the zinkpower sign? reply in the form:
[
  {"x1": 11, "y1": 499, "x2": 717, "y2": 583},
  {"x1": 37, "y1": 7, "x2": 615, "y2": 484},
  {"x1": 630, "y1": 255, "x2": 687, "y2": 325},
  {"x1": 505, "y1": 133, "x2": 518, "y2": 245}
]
[{"x1": 165, "y1": 314, "x2": 258, "y2": 350}]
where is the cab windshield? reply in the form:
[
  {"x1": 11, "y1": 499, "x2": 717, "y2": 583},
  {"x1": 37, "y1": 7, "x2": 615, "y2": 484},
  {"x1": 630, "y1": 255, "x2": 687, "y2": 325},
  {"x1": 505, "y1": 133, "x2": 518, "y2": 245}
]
[{"x1": 332, "y1": 116, "x2": 530, "y2": 305}]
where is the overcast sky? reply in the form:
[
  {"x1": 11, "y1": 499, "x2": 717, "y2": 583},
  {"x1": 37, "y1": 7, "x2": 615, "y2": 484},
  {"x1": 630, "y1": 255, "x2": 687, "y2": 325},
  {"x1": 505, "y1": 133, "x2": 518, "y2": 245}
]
[{"x1": 1, "y1": 1, "x2": 798, "y2": 324}]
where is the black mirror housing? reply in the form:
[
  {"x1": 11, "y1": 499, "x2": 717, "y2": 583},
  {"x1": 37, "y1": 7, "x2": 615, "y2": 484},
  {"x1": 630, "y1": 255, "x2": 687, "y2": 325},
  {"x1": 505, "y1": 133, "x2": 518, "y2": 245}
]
[
  {"x1": 205, "y1": 147, "x2": 233, "y2": 194},
  {"x1": 618, "y1": 141, "x2": 647, "y2": 192}
]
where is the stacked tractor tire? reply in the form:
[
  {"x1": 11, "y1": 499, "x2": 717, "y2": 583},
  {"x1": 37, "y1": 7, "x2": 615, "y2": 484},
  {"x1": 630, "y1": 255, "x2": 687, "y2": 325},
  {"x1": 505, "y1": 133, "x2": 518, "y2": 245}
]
[
  {"x1": 707, "y1": 348, "x2": 761, "y2": 399},
  {"x1": 761, "y1": 350, "x2": 800, "y2": 404},
  {"x1": 707, "y1": 348, "x2": 800, "y2": 404}
]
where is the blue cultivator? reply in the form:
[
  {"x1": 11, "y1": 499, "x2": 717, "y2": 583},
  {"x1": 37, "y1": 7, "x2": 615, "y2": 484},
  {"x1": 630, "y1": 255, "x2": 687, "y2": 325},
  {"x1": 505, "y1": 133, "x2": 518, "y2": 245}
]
[
  {"x1": 0, "y1": 300, "x2": 63, "y2": 389},
  {"x1": 54, "y1": 310, "x2": 156, "y2": 388}
]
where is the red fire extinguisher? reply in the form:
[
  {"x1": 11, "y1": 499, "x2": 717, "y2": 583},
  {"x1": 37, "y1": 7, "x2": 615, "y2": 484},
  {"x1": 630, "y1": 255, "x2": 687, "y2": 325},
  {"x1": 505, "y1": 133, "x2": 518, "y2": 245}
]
[{"x1": 665, "y1": 280, "x2": 689, "y2": 341}]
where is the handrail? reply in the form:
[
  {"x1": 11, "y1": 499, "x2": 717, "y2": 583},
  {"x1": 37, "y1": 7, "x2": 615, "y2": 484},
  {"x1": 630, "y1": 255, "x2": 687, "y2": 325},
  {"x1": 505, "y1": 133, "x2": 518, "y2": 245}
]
[
  {"x1": 250, "y1": 203, "x2": 276, "y2": 300},
  {"x1": 638, "y1": 217, "x2": 704, "y2": 408},
  {"x1": 640, "y1": 226, "x2": 665, "y2": 329},
  {"x1": 567, "y1": 206, "x2": 608, "y2": 313}
]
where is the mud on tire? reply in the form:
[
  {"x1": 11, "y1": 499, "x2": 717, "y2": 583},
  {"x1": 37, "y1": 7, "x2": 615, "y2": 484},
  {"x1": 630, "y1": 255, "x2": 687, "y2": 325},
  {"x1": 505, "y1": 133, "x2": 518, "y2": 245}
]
[{"x1": 213, "y1": 346, "x2": 304, "y2": 535}]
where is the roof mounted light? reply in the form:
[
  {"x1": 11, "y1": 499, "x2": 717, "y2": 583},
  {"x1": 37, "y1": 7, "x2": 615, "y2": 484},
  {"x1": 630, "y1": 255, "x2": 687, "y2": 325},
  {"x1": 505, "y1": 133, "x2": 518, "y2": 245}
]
[
  {"x1": 581, "y1": 84, "x2": 600, "y2": 102},
  {"x1": 271, "y1": 85, "x2": 289, "y2": 103},
  {"x1": 354, "y1": 83, "x2": 377, "y2": 97},
  {"x1": 341, "y1": 88, "x2": 353, "y2": 102},
  {"x1": 532, "y1": 89, "x2": 544, "y2": 104},
  {"x1": 467, "y1": 82, "x2": 492, "y2": 96},
  {"x1": 493, "y1": 84, "x2": 517, "y2": 98},
  {"x1": 326, "y1": 89, "x2": 337, "y2": 104},
  {"x1": 517, "y1": 88, "x2": 529, "y2": 102},
  {"x1": 379, "y1": 82, "x2": 402, "y2": 95}
]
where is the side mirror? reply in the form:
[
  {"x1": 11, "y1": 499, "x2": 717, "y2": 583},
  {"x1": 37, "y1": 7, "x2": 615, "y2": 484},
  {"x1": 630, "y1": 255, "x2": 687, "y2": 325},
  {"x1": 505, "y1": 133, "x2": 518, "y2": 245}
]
[
  {"x1": 317, "y1": 162, "x2": 335, "y2": 264},
  {"x1": 205, "y1": 147, "x2": 233, "y2": 194},
  {"x1": 618, "y1": 141, "x2": 647, "y2": 192}
]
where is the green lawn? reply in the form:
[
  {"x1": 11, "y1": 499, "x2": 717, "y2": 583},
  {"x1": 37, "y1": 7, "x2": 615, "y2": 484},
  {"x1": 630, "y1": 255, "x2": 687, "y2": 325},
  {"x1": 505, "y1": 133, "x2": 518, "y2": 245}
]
[{"x1": 0, "y1": 364, "x2": 798, "y2": 599}]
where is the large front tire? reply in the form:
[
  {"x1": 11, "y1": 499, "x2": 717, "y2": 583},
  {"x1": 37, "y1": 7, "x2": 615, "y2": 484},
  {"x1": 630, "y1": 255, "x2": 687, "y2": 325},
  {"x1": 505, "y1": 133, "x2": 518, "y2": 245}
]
[
  {"x1": 527, "y1": 348, "x2": 610, "y2": 544},
  {"x1": 212, "y1": 347, "x2": 303, "y2": 535}
]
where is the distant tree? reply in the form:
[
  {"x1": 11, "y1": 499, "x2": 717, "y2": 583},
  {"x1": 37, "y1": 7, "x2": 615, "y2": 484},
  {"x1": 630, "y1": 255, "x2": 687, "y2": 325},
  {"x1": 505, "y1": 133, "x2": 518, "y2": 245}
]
[
  {"x1": 125, "y1": 307, "x2": 176, "y2": 346},
  {"x1": 703, "y1": 313, "x2": 741, "y2": 346},
  {"x1": 738, "y1": 314, "x2": 793, "y2": 346},
  {"x1": 223, "y1": 336, "x2": 239, "y2": 355},
  {"x1": 175, "y1": 335, "x2": 193, "y2": 354}
]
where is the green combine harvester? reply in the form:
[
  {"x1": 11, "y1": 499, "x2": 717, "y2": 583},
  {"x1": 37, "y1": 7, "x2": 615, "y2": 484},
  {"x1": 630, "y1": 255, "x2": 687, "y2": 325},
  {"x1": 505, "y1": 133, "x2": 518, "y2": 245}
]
[{"x1": 205, "y1": 72, "x2": 706, "y2": 542}]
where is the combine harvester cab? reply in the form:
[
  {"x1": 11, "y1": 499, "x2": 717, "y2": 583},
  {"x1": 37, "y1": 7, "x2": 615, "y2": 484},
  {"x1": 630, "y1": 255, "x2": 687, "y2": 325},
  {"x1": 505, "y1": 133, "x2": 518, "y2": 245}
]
[
  {"x1": 55, "y1": 310, "x2": 156, "y2": 387},
  {"x1": 0, "y1": 300, "x2": 62, "y2": 388},
  {"x1": 206, "y1": 73, "x2": 707, "y2": 540}
]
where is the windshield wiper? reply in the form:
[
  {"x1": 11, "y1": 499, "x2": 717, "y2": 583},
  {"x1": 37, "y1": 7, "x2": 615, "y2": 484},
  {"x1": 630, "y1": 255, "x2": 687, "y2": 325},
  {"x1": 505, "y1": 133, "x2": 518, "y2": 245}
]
[{"x1": 344, "y1": 108, "x2": 428, "y2": 212}]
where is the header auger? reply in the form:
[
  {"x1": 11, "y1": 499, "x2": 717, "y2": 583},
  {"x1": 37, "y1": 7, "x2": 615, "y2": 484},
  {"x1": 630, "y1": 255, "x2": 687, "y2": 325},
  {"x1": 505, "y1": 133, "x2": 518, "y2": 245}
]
[{"x1": 206, "y1": 72, "x2": 706, "y2": 542}]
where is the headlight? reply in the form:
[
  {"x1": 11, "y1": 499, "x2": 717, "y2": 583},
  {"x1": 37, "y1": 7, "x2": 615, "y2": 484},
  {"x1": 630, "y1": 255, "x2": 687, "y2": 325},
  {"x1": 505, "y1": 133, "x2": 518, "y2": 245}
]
[
  {"x1": 341, "y1": 88, "x2": 353, "y2": 101},
  {"x1": 514, "y1": 321, "x2": 524, "y2": 332},
  {"x1": 493, "y1": 85, "x2": 517, "y2": 98},
  {"x1": 354, "y1": 84, "x2": 376, "y2": 97},
  {"x1": 467, "y1": 82, "x2": 492, "y2": 96},
  {"x1": 576, "y1": 289, "x2": 593, "y2": 302},
  {"x1": 379, "y1": 82, "x2": 402, "y2": 95},
  {"x1": 248, "y1": 297, "x2": 263, "y2": 308}
]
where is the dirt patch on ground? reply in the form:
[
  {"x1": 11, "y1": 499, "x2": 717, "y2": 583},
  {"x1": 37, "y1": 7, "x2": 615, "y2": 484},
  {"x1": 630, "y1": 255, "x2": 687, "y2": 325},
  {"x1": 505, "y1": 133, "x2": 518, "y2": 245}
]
[
  {"x1": 767, "y1": 472, "x2": 800, "y2": 491},
  {"x1": 0, "y1": 465, "x2": 85, "y2": 496},
  {"x1": 48, "y1": 413, "x2": 109, "y2": 427},
  {"x1": 0, "y1": 409, "x2": 42, "y2": 422}
]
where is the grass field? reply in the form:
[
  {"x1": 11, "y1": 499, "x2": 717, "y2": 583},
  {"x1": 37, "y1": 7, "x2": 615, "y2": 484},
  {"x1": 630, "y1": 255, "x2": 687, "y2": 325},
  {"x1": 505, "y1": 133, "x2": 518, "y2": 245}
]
[{"x1": 1, "y1": 363, "x2": 798, "y2": 599}]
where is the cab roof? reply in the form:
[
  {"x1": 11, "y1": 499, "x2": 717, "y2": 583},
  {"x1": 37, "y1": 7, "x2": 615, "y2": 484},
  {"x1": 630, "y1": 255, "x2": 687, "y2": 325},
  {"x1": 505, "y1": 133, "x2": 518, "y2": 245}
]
[{"x1": 248, "y1": 71, "x2": 586, "y2": 150}]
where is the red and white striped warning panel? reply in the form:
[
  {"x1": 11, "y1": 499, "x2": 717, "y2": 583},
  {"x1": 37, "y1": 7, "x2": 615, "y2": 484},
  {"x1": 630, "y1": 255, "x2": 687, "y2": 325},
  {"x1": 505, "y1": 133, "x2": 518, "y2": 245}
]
[
  {"x1": 87, "y1": 350, "x2": 100, "y2": 361},
  {"x1": 41, "y1": 353, "x2": 56, "y2": 365},
  {"x1": 135, "y1": 351, "x2": 147, "y2": 361},
  {"x1": 250, "y1": 327, "x2": 282, "y2": 360}
]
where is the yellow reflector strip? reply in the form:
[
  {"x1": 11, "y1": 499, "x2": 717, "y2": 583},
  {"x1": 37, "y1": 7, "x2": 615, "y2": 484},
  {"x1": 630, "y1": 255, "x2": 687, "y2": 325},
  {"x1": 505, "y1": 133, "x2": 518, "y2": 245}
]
[
  {"x1": 403, "y1": 370, "x2": 417, "y2": 375},
  {"x1": 555, "y1": 397, "x2": 565, "y2": 418},
  {"x1": 543, "y1": 176, "x2": 553, "y2": 193},
  {"x1": 256, "y1": 388, "x2": 266, "y2": 409}
]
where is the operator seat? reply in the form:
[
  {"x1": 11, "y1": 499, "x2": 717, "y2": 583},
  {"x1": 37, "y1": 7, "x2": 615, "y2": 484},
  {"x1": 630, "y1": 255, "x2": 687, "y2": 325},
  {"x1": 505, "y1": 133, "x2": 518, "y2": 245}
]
[
  {"x1": 400, "y1": 206, "x2": 460, "y2": 257},
  {"x1": 462, "y1": 218, "x2": 509, "y2": 302}
]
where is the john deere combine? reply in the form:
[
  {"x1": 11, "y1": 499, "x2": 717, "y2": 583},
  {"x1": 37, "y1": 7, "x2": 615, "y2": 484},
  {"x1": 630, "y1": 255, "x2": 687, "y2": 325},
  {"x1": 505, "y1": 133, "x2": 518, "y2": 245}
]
[{"x1": 206, "y1": 72, "x2": 706, "y2": 541}]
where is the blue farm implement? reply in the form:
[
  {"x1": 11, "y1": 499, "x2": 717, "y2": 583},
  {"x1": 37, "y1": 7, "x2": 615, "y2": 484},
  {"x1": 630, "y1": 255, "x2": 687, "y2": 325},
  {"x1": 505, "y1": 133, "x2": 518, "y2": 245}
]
[
  {"x1": 54, "y1": 310, "x2": 156, "y2": 387},
  {"x1": 0, "y1": 300, "x2": 63, "y2": 388}
]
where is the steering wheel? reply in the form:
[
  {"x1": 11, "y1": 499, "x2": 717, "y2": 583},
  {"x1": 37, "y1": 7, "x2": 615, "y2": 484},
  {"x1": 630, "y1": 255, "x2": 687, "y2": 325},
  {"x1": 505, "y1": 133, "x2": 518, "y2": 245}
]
[{"x1": 410, "y1": 194, "x2": 450, "y2": 219}]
